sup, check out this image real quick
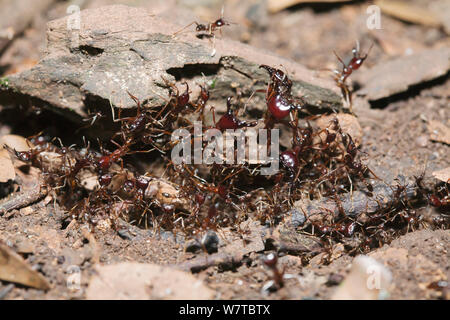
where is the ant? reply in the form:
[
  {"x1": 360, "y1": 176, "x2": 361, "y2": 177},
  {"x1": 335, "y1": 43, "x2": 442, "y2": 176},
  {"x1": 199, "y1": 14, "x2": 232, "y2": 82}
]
[
  {"x1": 213, "y1": 97, "x2": 258, "y2": 131},
  {"x1": 111, "y1": 92, "x2": 149, "y2": 139},
  {"x1": 259, "y1": 65, "x2": 305, "y2": 129},
  {"x1": 172, "y1": 7, "x2": 233, "y2": 56},
  {"x1": 194, "y1": 84, "x2": 210, "y2": 115},
  {"x1": 96, "y1": 138, "x2": 133, "y2": 174},
  {"x1": 262, "y1": 253, "x2": 285, "y2": 291},
  {"x1": 333, "y1": 41, "x2": 373, "y2": 112},
  {"x1": 156, "y1": 78, "x2": 192, "y2": 120},
  {"x1": 340, "y1": 133, "x2": 378, "y2": 194},
  {"x1": 415, "y1": 170, "x2": 450, "y2": 211}
]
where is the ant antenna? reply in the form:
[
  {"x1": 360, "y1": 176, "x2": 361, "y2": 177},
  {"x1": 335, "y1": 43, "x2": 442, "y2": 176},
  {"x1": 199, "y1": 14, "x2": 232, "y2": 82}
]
[
  {"x1": 333, "y1": 51, "x2": 345, "y2": 67},
  {"x1": 364, "y1": 42, "x2": 374, "y2": 58}
]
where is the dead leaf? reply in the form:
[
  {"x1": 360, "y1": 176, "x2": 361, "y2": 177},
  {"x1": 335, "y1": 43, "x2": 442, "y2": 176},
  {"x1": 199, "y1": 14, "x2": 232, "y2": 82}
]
[
  {"x1": 0, "y1": 148, "x2": 15, "y2": 182},
  {"x1": 0, "y1": 242, "x2": 50, "y2": 290},
  {"x1": 375, "y1": 0, "x2": 441, "y2": 28},
  {"x1": 267, "y1": 0, "x2": 352, "y2": 14},
  {"x1": 86, "y1": 262, "x2": 214, "y2": 300},
  {"x1": 0, "y1": 134, "x2": 33, "y2": 152},
  {"x1": 315, "y1": 113, "x2": 363, "y2": 147},
  {"x1": 432, "y1": 167, "x2": 450, "y2": 183},
  {"x1": 356, "y1": 48, "x2": 450, "y2": 101},
  {"x1": 428, "y1": 120, "x2": 450, "y2": 145}
]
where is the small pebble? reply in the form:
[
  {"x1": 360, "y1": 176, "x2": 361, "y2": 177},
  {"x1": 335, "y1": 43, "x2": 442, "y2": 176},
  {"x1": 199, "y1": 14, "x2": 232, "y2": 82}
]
[
  {"x1": 415, "y1": 135, "x2": 428, "y2": 148},
  {"x1": 290, "y1": 208, "x2": 306, "y2": 227}
]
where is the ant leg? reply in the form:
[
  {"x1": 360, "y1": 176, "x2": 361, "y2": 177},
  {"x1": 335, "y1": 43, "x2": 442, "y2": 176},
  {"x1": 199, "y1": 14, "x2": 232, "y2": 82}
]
[
  {"x1": 172, "y1": 21, "x2": 198, "y2": 37},
  {"x1": 241, "y1": 90, "x2": 256, "y2": 115},
  {"x1": 110, "y1": 101, "x2": 135, "y2": 123},
  {"x1": 127, "y1": 91, "x2": 141, "y2": 116}
]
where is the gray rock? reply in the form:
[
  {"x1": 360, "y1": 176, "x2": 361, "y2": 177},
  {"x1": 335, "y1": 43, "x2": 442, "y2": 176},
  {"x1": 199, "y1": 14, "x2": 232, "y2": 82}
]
[
  {"x1": 290, "y1": 208, "x2": 306, "y2": 227},
  {"x1": 5, "y1": 5, "x2": 342, "y2": 123}
]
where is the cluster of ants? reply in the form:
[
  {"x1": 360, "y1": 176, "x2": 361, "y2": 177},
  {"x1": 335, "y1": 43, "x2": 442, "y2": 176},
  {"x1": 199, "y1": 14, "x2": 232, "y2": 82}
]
[
  {"x1": 3, "y1": 8, "x2": 448, "y2": 260},
  {"x1": 7, "y1": 57, "x2": 448, "y2": 260}
]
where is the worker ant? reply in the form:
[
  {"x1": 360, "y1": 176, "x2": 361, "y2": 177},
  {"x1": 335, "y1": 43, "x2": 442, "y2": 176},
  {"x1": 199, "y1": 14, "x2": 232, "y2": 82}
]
[
  {"x1": 172, "y1": 7, "x2": 233, "y2": 56},
  {"x1": 333, "y1": 41, "x2": 373, "y2": 112},
  {"x1": 262, "y1": 252, "x2": 285, "y2": 291}
]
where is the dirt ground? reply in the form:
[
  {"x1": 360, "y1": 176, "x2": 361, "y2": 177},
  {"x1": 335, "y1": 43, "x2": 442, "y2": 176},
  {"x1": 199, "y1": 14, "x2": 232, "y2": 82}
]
[{"x1": 0, "y1": 0, "x2": 449, "y2": 300}]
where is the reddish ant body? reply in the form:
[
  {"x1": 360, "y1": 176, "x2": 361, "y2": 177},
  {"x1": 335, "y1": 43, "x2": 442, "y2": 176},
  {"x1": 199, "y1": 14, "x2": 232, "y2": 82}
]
[
  {"x1": 259, "y1": 65, "x2": 305, "y2": 127},
  {"x1": 96, "y1": 139, "x2": 133, "y2": 173},
  {"x1": 156, "y1": 78, "x2": 192, "y2": 120},
  {"x1": 333, "y1": 41, "x2": 373, "y2": 111}
]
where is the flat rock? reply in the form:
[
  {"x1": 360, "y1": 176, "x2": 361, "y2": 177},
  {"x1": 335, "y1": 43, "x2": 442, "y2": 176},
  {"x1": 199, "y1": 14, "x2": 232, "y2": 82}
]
[
  {"x1": 355, "y1": 48, "x2": 450, "y2": 101},
  {"x1": 86, "y1": 262, "x2": 214, "y2": 299},
  {"x1": 5, "y1": 5, "x2": 341, "y2": 122}
]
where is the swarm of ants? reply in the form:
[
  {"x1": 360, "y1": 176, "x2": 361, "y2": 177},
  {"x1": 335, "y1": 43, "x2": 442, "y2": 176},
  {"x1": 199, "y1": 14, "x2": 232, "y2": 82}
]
[{"x1": 3, "y1": 42, "x2": 448, "y2": 264}]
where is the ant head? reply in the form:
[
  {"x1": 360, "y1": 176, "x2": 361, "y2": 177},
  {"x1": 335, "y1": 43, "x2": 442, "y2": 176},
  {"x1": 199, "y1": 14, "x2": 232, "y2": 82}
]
[
  {"x1": 214, "y1": 18, "x2": 226, "y2": 27},
  {"x1": 263, "y1": 252, "x2": 278, "y2": 268}
]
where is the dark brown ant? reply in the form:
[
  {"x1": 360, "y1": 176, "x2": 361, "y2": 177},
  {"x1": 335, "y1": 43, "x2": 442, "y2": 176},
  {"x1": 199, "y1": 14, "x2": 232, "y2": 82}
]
[
  {"x1": 259, "y1": 65, "x2": 292, "y2": 96},
  {"x1": 172, "y1": 7, "x2": 233, "y2": 56},
  {"x1": 341, "y1": 133, "x2": 378, "y2": 194},
  {"x1": 156, "y1": 78, "x2": 192, "y2": 120}
]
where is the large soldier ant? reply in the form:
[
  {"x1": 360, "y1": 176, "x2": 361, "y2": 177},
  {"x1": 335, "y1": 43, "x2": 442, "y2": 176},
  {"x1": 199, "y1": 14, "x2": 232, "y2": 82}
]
[{"x1": 259, "y1": 65, "x2": 305, "y2": 129}]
